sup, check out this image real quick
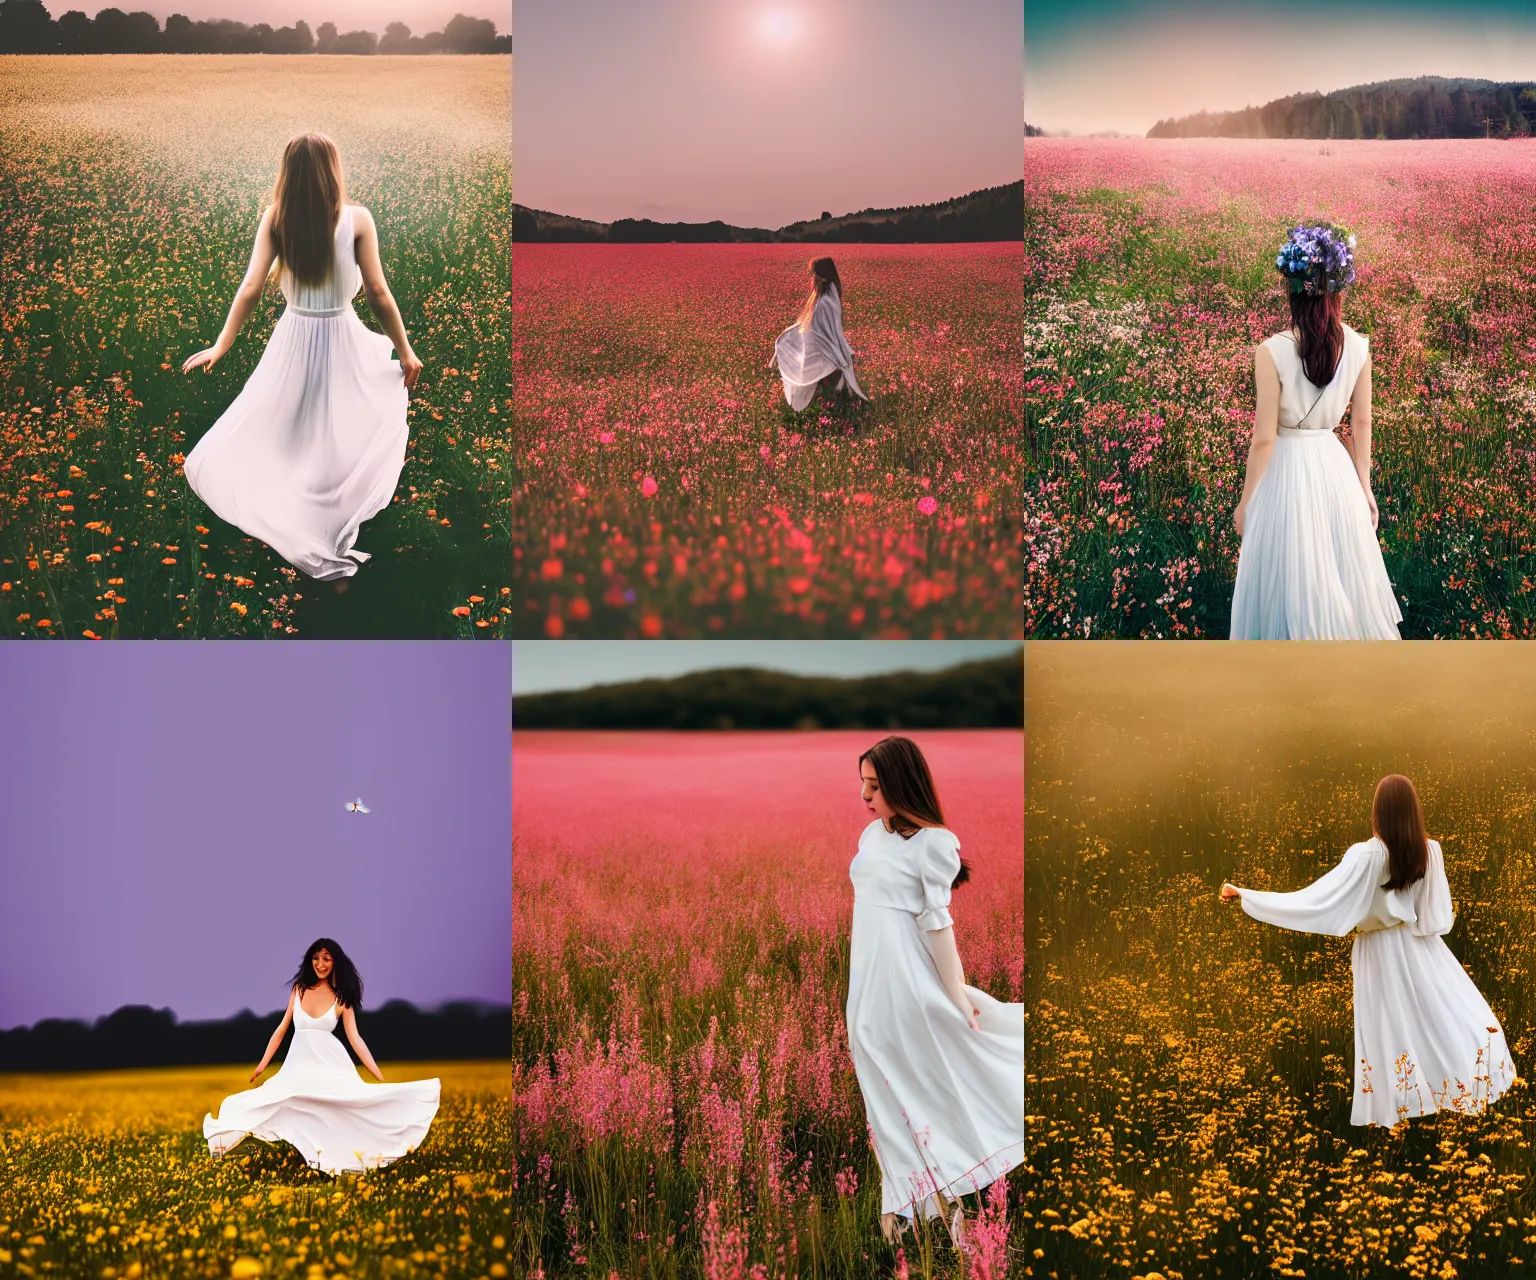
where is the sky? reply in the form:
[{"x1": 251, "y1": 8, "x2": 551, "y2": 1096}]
[
  {"x1": 512, "y1": 640, "x2": 1021, "y2": 695},
  {"x1": 0, "y1": 643, "x2": 511, "y2": 1031},
  {"x1": 43, "y1": 1, "x2": 508, "y2": 34},
  {"x1": 1026, "y1": 0, "x2": 1536, "y2": 136},
  {"x1": 514, "y1": 0, "x2": 1023, "y2": 227}
]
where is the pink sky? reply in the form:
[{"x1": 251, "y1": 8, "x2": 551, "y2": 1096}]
[
  {"x1": 515, "y1": 0, "x2": 1022, "y2": 228},
  {"x1": 46, "y1": 1, "x2": 507, "y2": 33}
]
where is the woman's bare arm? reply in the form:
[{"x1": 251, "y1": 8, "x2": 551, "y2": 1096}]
[
  {"x1": 352, "y1": 207, "x2": 423, "y2": 391},
  {"x1": 1234, "y1": 344, "x2": 1281, "y2": 536},
  {"x1": 184, "y1": 208, "x2": 279, "y2": 375},
  {"x1": 925, "y1": 925, "x2": 980, "y2": 1030},
  {"x1": 1350, "y1": 358, "x2": 1378, "y2": 529},
  {"x1": 251, "y1": 988, "x2": 296, "y2": 1081},
  {"x1": 340, "y1": 1005, "x2": 385, "y2": 1081}
]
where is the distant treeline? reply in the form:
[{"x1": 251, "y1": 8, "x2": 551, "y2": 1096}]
[
  {"x1": 0, "y1": 999, "x2": 511, "y2": 1072},
  {"x1": 0, "y1": 1, "x2": 509, "y2": 54},
  {"x1": 1149, "y1": 75, "x2": 1536, "y2": 140},
  {"x1": 513, "y1": 181, "x2": 1024, "y2": 244},
  {"x1": 1025, "y1": 122, "x2": 1044, "y2": 137},
  {"x1": 512, "y1": 654, "x2": 1023, "y2": 730}
]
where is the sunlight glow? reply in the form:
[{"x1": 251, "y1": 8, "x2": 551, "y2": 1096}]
[{"x1": 755, "y1": 8, "x2": 805, "y2": 48}]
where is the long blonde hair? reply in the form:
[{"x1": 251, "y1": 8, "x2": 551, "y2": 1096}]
[
  {"x1": 270, "y1": 133, "x2": 345, "y2": 287},
  {"x1": 796, "y1": 257, "x2": 843, "y2": 330}
]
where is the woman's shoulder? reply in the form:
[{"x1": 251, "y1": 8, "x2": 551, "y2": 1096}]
[
  {"x1": 917, "y1": 825, "x2": 961, "y2": 854},
  {"x1": 1346, "y1": 836, "x2": 1387, "y2": 860},
  {"x1": 345, "y1": 203, "x2": 373, "y2": 226},
  {"x1": 858, "y1": 818, "x2": 887, "y2": 845}
]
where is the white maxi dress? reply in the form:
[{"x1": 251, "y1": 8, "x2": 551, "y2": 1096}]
[
  {"x1": 203, "y1": 997, "x2": 441, "y2": 1174},
  {"x1": 1229, "y1": 324, "x2": 1402, "y2": 639},
  {"x1": 184, "y1": 203, "x2": 410, "y2": 580},
  {"x1": 771, "y1": 284, "x2": 870, "y2": 411},
  {"x1": 1238, "y1": 837, "x2": 1514, "y2": 1127},
  {"x1": 846, "y1": 821, "x2": 1024, "y2": 1219}
]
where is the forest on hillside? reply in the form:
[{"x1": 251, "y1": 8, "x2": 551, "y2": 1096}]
[{"x1": 1149, "y1": 75, "x2": 1536, "y2": 139}]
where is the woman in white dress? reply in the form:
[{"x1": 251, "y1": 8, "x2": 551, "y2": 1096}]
[
  {"x1": 770, "y1": 257, "x2": 871, "y2": 412},
  {"x1": 182, "y1": 133, "x2": 423, "y2": 582},
  {"x1": 1230, "y1": 221, "x2": 1402, "y2": 639},
  {"x1": 204, "y1": 937, "x2": 440, "y2": 1174},
  {"x1": 1220, "y1": 775, "x2": 1514, "y2": 1127},
  {"x1": 849, "y1": 736, "x2": 1024, "y2": 1245}
]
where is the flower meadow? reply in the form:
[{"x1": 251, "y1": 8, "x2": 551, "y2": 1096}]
[
  {"x1": 0, "y1": 1060, "x2": 512, "y2": 1279},
  {"x1": 511, "y1": 730, "x2": 1025, "y2": 1276},
  {"x1": 0, "y1": 56, "x2": 511, "y2": 638},
  {"x1": 1025, "y1": 137, "x2": 1536, "y2": 637},
  {"x1": 1025, "y1": 643, "x2": 1536, "y2": 1279},
  {"x1": 513, "y1": 244, "x2": 1024, "y2": 638}
]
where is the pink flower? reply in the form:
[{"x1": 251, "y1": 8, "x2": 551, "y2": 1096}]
[
  {"x1": 641, "y1": 476, "x2": 658, "y2": 497},
  {"x1": 598, "y1": 431, "x2": 614, "y2": 444},
  {"x1": 917, "y1": 496, "x2": 938, "y2": 515}
]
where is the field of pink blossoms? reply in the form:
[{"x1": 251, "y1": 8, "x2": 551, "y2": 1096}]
[
  {"x1": 510, "y1": 729, "x2": 1025, "y2": 1277},
  {"x1": 514, "y1": 244, "x2": 1024, "y2": 639},
  {"x1": 1026, "y1": 137, "x2": 1536, "y2": 637}
]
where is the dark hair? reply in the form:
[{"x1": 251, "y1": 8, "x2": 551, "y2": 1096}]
[
  {"x1": 796, "y1": 256, "x2": 844, "y2": 331},
  {"x1": 858, "y1": 735, "x2": 971, "y2": 888},
  {"x1": 289, "y1": 937, "x2": 363, "y2": 1010},
  {"x1": 1373, "y1": 774, "x2": 1429, "y2": 891},
  {"x1": 271, "y1": 132, "x2": 344, "y2": 288},
  {"x1": 1288, "y1": 287, "x2": 1345, "y2": 389}
]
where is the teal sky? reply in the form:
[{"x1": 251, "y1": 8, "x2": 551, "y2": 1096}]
[{"x1": 1027, "y1": 0, "x2": 1536, "y2": 135}]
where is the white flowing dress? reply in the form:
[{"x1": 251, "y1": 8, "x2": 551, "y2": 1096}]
[
  {"x1": 1238, "y1": 837, "x2": 1514, "y2": 1127},
  {"x1": 203, "y1": 997, "x2": 440, "y2": 1174},
  {"x1": 846, "y1": 821, "x2": 1024, "y2": 1219},
  {"x1": 184, "y1": 204, "x2": 410, "y2": 580},
  {"x1": 1229, "y1": 324, "x2": 1402, "y2": 639},
  {"x1": 771, "y1": 284, "x2": 870, "y2": 411}
]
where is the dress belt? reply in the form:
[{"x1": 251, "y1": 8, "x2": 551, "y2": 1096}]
[
  {"x1": 1276, "y1": 426, "x2": 1333, "y2": 438},
  {"x1": 288, "y1": 303, "x2": 349, "y2": 318}
]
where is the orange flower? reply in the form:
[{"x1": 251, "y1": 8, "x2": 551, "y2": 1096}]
[{"x1": 453, "y1": 606, "x2": 471, "y2": 617}]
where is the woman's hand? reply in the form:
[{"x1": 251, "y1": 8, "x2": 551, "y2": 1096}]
[
  {"x1": 370, "y1": 1066, "x2": 385, "y2": 1082},
  {"x1": 1233, "y1": 502, "x2": 1247, "y2": 538},
  {"x1": 183, "y1": 342, "x2": 229, "y2": 375},
  {"x1": 249, "y1": 1063, "x2": 265, "y2": 1083},
  {"x1": 1362, "y1": 485, "x2": 1379, "y2": 531},
  {"x1": 1220, "y1": 882, "x2": 1241, "y2": 903},
  {"x1": 955, "y1": 996, "x2": 981, "y2": 1031},
  {"x1": 399, "y1": 350, "x2": 423, "y2": 392}
]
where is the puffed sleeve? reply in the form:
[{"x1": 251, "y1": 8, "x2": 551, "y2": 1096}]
[
  {"x1": 915, "y1": 828, "x2": 962, "y2": 931},
  {"x1": 1239, "y1": 841, "x2": 1383, "y2": 937},
  {"x1": 1410, "y1": 840, "x2": 1455, "y2": 936}
]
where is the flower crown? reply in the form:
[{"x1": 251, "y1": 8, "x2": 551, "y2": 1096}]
[{"x1": 1275, "y1": 222, "x2": 1357, "y2": 296}]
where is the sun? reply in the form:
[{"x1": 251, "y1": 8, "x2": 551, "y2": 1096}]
[{"x1": 754, "y1": 8, "x2": 804, "y2": 48}]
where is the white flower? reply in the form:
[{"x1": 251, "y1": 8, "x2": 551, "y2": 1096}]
[{"x1": 1347, "y1": 233, "x2": 1357, "y2": 248}]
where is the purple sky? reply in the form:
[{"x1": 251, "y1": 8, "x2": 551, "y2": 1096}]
[
  {"x1": 0, "y1": 642, "x2": 510, "y2": 1031},
  {"x1": 514, "y1": 0, "x2": 1023, "y2": 227},
  {"x1": 43, "y1": 1, "x2": 508, "y2": 34}
]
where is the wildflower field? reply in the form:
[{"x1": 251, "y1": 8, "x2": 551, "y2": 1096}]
[
  {"x1": 1025, "y1": 137, "x2": 1536, "y2": 637},
  {"x1": 511, "y1": 729, "x2": 1025, "y2": 1276},
  {"x1": 0, "y1": 56, "x2": 511, "y2": 638},
  {"x1": 513, "y1": 244, "x2": 1025, "y2": 639},
  {"x1": 0, "y1": 1060, "x2": 512, "y2": 1279},
  {"x1": 1025, "y1": 642, "x2": 1536, "y2": 1279}
]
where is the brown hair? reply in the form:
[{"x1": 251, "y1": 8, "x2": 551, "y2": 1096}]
[
  {"x1": 1288, "y1": 288, "x2": 1345, "y2": 389},
  {"x1": 796, "y1": 257, "x2": 843, "y2": 331},
  {"x1": 270, "y1": 133, "x2": 345, "y2": 288},
  {"x1": 1372, "y1": 774, "x2": 1429, "y2": 891},
  {"x1": 859, "y1": 736, "x2": 971, "y2": 887}
]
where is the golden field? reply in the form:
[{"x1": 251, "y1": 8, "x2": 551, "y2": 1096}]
[
  {"x1": 0, "y1": 1060, "x2": 512, "y2": 1279},
  {"x1": 0, "y1": 56, "x2": 510, "y2": 638},
  {"x1": 1025, "y1": 643, "x2": 1536, "y2": 1280}
]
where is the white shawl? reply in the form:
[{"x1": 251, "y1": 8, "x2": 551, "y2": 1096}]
[{"x1": 770, "y1": 284, "x2": 869, "y2": 411}]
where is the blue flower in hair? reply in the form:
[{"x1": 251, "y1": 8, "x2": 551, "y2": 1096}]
[{"x1": 1275, "y1": 221, "x2": 1357, "y2": 296}]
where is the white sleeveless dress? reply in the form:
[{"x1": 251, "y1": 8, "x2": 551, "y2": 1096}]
[
  {"x1": 1238, "y1": 838, "x2": 1514, "y2": 1128},
  {"x1": 771, "y1": 284, "x2": 870, "y2": 411},
  {"x1": 845, "y1": 821, "x2": 1023, "y2": 1219},
  {"x1": 184, "y1": 204, "x2": 410, "y2": 580},
  {"x1": 203, "y1": 997, "x2": 440, "y2": 1174},
  {"x1": 1229, "y1": 324, "x2": 1402, "y2": 639}
]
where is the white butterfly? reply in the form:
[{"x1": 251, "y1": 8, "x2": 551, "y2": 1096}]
[{"x1": 344, "y1": 798, "x2": 371, "y2": 814}]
